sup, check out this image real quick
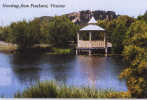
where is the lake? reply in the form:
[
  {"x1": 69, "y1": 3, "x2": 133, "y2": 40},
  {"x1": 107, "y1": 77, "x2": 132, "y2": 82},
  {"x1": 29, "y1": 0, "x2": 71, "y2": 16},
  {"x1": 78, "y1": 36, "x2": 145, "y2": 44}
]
[{"x1": 0, "y1": 52, "x2": 127, "y2": 97}]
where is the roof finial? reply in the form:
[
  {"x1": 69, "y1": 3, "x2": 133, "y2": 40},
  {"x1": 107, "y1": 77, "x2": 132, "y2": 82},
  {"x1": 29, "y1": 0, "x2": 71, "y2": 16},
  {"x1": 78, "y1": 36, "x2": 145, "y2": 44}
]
[{"x1": 90, "y1": 8, "x2": 93, "y2": 17}]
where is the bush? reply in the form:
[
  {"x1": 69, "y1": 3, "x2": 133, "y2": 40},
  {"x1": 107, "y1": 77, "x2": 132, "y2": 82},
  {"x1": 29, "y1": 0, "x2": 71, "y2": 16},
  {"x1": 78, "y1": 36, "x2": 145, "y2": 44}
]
[{"x1": 120, "y1": 44, "x2": 147, "y2": 98}]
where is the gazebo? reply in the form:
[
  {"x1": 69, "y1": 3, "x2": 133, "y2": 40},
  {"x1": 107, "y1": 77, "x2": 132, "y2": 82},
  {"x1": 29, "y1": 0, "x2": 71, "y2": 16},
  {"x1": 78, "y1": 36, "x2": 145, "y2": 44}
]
[{"x1": 76, "y1": 16, "x2": 112, "y2": 56}]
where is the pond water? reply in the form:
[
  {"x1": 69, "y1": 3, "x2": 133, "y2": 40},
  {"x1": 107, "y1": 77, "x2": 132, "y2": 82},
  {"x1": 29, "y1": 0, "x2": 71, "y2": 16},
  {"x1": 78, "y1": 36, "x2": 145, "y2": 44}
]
[{"x1": 0, "y1": 52, "x2": 127, "y2": 97}]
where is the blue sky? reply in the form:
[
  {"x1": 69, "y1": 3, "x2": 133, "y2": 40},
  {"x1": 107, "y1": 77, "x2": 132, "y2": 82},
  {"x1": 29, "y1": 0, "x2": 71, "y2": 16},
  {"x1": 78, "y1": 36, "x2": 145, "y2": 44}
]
[{"x1": 0, "y1": 0, "x2": 147, "y2": 26}]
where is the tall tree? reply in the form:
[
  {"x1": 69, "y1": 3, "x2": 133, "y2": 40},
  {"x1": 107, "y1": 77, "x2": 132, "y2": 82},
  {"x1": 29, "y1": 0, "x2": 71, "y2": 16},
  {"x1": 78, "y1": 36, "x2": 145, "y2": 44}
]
[
  {"x1": 10, "y1": 19, "x2": 41, "y2": 50},
  {"x1": 45, "y1": 16, "x2": 79, "y2": 47},
  {"x1": 98, "y1": 16, "x2": 135, "y2": 53}
]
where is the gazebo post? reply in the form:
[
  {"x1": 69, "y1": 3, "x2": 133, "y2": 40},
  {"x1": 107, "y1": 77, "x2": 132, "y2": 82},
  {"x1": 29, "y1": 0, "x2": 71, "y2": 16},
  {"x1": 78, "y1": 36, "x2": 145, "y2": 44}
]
[
  {"x1": 76, "y1": 48, "x2": 78, "y2": 55},
  {"x1": 89, "y1": 32, "x2": 92, "y2": 41},
  {"x1": 89, "y1": 32, "x2": 92, "y2": 56},
  {"x1": 76, "y1": 32, "x2": 80, "y2": 55},
  {"x1": 104, "y1": 32, "x2": 108, "y2": 57}
]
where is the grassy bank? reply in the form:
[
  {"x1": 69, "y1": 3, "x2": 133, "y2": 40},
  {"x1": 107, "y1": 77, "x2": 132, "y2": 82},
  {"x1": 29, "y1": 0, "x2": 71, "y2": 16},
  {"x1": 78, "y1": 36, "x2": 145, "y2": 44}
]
[
  {"x1": 0, "y1": 41, "x2": 73, "y2": 55},
  {"x1": 15, "y1": 81, "x2": 130, "y2": 98},
  {"x1": 34, "y1": 44, "x2": 74, "y2": 55},
  {"x1": 47, "y1": 48, "x2": 72, "y2": 55}
]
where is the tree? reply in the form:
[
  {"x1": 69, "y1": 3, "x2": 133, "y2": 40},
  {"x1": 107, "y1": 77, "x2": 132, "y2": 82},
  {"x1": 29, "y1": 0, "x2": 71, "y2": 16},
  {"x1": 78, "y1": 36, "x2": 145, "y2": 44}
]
[
  {"x1": 40, "y1": 19, "x2": 51, "y2": 43},
  {"x1": 98, "y1": 16, "x2": 135, "y2": 53},
  {"x1": 10, "y1": 21, "x2": 29, "y2": 49},
  {"x1": 10, "y1": 19, "x2": 41, "y2": 50},
  {"x1": 46, "y1": 16, "x2": 79, "y2": 47},
  {"x1": 0, "y1": 27, "x2": 3, "y2": 40},
  {"x1": 124, "y1": 20, "x2": 147, "y2": 46},
  {"x1": 98, "y1": 19, "x2": 113, "y2": 42},
  {"x1": 26, "y1": 18, "x2": 41, "y2": 45},
  {"x1": 138, "y1": 11, "x2": 147, "y2": 23},
  {"x1": 0, "y1": 26, "x2": 13, "y2": 42}
]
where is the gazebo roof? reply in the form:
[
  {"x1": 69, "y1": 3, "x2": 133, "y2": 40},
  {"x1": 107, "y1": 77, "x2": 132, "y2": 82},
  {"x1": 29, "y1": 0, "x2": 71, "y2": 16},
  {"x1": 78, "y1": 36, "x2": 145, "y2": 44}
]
[
  {"x1": 80, "y1": 16, "x2": 105, "y2": 31},
  {"x1": 88, "y1": 16, "x2": 97, "y2": 24},
  {"x1": 80, "y1": 24, "x2": 105, "y2": 31}
]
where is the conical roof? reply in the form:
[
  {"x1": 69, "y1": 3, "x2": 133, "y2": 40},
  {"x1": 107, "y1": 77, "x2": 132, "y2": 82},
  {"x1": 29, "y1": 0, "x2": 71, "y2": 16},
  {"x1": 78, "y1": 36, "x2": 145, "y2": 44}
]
[
  {"x1": 80, "y1": 17, "x2": 105, "y2": 31},
  {"x1": 88, "y1": 16, "x2": 97, "y2": 24}
]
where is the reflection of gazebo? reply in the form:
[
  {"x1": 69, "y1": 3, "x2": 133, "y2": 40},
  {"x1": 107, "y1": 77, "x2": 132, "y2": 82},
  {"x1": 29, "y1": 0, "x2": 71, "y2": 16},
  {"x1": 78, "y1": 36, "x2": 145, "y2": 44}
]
[{"x1": 76, "y1": 16, "x2": 112, "y2": 56}]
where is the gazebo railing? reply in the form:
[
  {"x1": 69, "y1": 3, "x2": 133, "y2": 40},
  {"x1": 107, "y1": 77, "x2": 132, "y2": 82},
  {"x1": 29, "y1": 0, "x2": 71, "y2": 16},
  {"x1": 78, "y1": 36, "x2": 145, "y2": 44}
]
[{"x1": 78, "y1": 40, "x2": 112, "y2": 48}]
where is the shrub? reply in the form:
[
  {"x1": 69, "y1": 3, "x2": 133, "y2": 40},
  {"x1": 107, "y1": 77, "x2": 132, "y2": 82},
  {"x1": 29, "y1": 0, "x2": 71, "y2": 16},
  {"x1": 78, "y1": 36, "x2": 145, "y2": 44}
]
[{"x1": 120, "y1": 44, "x2": 147, "y2": 98}]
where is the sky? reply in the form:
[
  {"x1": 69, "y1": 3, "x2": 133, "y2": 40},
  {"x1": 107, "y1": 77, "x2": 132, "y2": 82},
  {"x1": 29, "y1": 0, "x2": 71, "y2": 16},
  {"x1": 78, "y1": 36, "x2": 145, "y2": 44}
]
[{"x1": 0, "y1": 0, "x2": 147, "y2": 26}]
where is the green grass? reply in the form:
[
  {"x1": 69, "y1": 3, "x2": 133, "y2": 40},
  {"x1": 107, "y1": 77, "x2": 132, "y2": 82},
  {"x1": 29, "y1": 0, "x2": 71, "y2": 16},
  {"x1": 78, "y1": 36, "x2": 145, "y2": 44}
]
[
  {"x1": 33, "y1": 44, "x2": 73, "y2": 55},
  {"x1": 47, "y1": 48, "x2": 72, "y2": 55},
  {"x1": 15, "y1": 81, "x2": 131, "y2": 98}
]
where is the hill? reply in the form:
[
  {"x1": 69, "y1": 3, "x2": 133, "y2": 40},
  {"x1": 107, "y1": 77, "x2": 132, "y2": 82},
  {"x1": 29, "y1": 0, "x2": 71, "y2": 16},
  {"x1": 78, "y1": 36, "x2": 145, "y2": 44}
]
[{"x1": 39, "y1": 10, "x2": 118, "y2": 25}]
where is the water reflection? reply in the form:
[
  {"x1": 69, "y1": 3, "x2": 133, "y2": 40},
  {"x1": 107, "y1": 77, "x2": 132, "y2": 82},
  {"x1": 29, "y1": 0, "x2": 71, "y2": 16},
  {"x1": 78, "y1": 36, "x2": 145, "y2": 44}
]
[
  {"x1": 76, "y1": 56, "x2": 127, "y2": 90},
  {"x1": 77, "y1": 56, "x2": 106, "y2": 86},
  {"x1": 39, "y1": 55, "x2": 75, "y2": 83},
  {"x1": 10, "y1": 54, "x2": 43, "y2": 85},
  {"x1": 0, "y1": 53, "x2": 127, "y2": 97},
  {"x1": 10, "y1": 53, "x2": 43, "y2": 66}
]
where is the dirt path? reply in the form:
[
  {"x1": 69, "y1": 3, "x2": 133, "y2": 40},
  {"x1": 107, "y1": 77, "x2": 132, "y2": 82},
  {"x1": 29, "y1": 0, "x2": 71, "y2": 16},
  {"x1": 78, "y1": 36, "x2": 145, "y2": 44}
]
[
  {"x1": 0, "y1": 41, "x2": 17, "y2": 52},
  {"x1": 0, "y1": 41, "x2": 9, "y2": 46},
  {"x1": 0, "y1": 41, "x2": 16, "y2": 46}
]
